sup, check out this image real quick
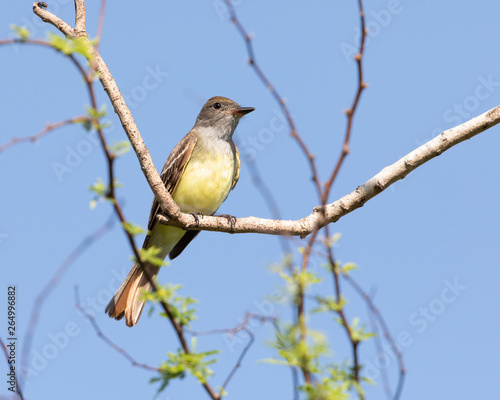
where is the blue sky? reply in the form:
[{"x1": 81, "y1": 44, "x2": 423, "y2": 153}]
[{"x1": 1, "y1": 1, "x2": 500, "y2": 399}]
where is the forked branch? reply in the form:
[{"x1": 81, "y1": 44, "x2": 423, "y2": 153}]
[{"x1": 32, "y1": 2, "x2": 500, "y2": 239}]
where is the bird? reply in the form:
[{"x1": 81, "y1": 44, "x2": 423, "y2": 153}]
[{"x1": 105, "y1": 96, "x2": 255, "y2": 327}]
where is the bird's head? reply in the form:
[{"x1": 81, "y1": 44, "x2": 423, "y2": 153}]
[{"x1": 194, "y1": 96, "x2": 255, "y2": 140}]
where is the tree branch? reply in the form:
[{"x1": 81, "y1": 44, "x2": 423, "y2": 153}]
[
  {"x1": 0, "y1": 336, "x2": 24, "y2": 400},
  {"x1": 32, "y1": 2, "x2": 74, "y2": 36},
  {"x1": 223, "y1": 0, "x2": 323, "y2": 198},
  {"x1": 156, "y1": 104, "x2": 500, "y2": 235},
  {"x1": 74, "y1": 287, "x2": 160, "y2": 373},
  {"x1": 32, "y1": 1, "x2": 181, "y2": 220},
  {"x1": 74, "y1": 0, "x2": 87, "y2": 35},
  {"x1": 323, "y1": 0, "x2": 367, "y2": 204},
  {"x1": 94, "y1": 0, "x2": 106, "y2": 51},
  {"x1": 345, "y1": 278, "x2": 406, "y2": 400},
  {"x1": 21, "y1": 216, "x2": 115, "y2": 379},
  {"x1": 0, "y1": 116, "x2": 91, "y2": 152},
  {"x1": 187, "y1": 313, "x2": 275, "y2": 396},
  {"x1": 31, "y1": 5, "x2": 219, "y2": 398},
  {"x1": 32, "y1": 3, "x2": 500, "y2": 240}
]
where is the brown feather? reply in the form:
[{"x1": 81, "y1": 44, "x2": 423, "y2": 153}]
[{"x1": 231, "y1": 144, "x2": 240, "y2": 191}]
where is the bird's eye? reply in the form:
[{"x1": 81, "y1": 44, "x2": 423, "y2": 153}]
[{"x1": 213, "y1": 102, "x2": 222, "y2": 109}]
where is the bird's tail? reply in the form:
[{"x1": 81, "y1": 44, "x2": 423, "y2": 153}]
[{"x1": 105, "y1": 262, "x2": 159, "y2": 327}]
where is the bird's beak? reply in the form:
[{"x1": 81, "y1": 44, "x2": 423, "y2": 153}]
[{"x1": 227, "y1": 107, "x2": 255, "y2": 117}]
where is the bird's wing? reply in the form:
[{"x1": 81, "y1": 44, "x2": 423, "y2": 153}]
[
  {"x1": 168, "y1": 230, "x2": 200, "y2": 260},
  {"x1": 231, "y1": 144, "x2": 240, "y2": 191},
  {"x1": 145, "y1": 132, "x2": 197, "y2": 240}
]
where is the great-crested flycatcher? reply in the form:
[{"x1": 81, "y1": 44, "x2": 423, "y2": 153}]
[{"x1": 105, "y1": 96, "x2": 254, "y2": 327}]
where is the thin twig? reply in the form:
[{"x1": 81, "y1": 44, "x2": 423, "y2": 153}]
[
  {"x1": 223, "y1": 0, "x2": 322, "y2": 197},
  {"x1": 220, "y1": 327, "x2": 253, "y2": 393},
  {"x1": 0, "y1": 38, "x2": 88, "y2": 78},
  {"x1": 0, "y1": 116, "x2": 91, "y2": 152},
  {"x1": 89, "y1": 0, "x2": 106, "y2": 78},
  {"x1": 344, "y1": 276, "x2": 406, "y2": 399},
  {"x1": 322, "y1": 0, "x2": 368, "y2": 205},
  {"x1": 324, "y1": 236, "x2": 362, "y2": 395},
  {"x1": 365, "y1": 290, "x2": 392, "y2": 399},
  {"x1": 244, "y1": 154, "x2": 296, "y2": 390},
  {"x1": 95, "y1": 0, "x2": 107, "y2": 48},
  {"x1": 74, "y1": 287, "x2": 160, "y2": 372},
  {"x1": 297, "y1": 229, "x2": 320, "y2": 384},
  {"x1": 21, "y1": 215, "x2": 115, "y2": 378},
  {"x1": 33, "y1": 2, "x2": 182, "y2": 220},
  {"x1": 188, "y1": 313, "x2": 275, "y2": 396},
  {"x1": 0, "y1": 336, "x2": 24, "y2": 400},
  {"x1": 242, "y1": 156, "x2": 292, "y2": 255},
  {"x1": 318, "y1": 2, "x2": 368, "y2": 394}
]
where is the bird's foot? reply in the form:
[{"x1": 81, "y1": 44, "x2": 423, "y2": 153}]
[
  {"x1": 189, "y1": 212, "x2": 204, "y2": 225},
  {"x1": 216, "y1": 214, "x2": 237, "y2": 233}
]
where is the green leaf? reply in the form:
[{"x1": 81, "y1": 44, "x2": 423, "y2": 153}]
[
  {"x1": 121, "y1": 222, "x2": 147, "y2": 236},
  {"x1": 299, "y1": 375, "x2": 350, "y2": 400},
  {"x1": 89, "y1": 178, "x2": 122, "y2": 202},
  {"x1": 341, "y1": 262, "x2": 358, "y2": 275},
  {"x1": 153, "y1": 348, "x2": 219, "y2": 394},
  {"x1": 346, "y1": 318, "x2": 375, "y2": 343},
  {"x1": 278, "y1": 267, "x2": 321, "y2": 288},
  {"x1": 136, "y1": 246, "x2": 168, "y2": 267},
  {"x1": 47, "y1": 32, "x2": 76, "y2": 55},
  {"x1": 141, "y1": 283, "x2": 198, "y2": 327},
  {"x1": 263, "y1": 322, "x2": 328, "y2": 375},
  {"x1": 84, "y1": 105, "x2": 110, "y2": 131},
  {"x1": 46, "y1": 33, "x2": 97, "y2": 60},
  {"x1": 113, "y1": 178, "x2": 123, "y2": 189},
  {"x1": 107, "y1": 140, "x2": 131, "y2": 157},
  {"x1": 312, "y1": 295, "x2": 347, "y2": 313},
  {"x1": 258, "y1": 358, "x2": 291, "y2": 366},
  {"x1": 85, "y1": 104, "x2": 107, "y2": 119},
  {"x1": 322, "y1": 232, "x2": 342, "y2": 249},
  {"x1": 89, "y1": 178, "x2": 108, "y2": 197},
  {"x1": 72, "y1": 36, "x2": 95, "y2": 60},
  {"x1": 10, "y1": 25, "x2": 31, "y2": 40}
]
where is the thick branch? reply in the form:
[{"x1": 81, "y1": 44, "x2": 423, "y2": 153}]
[
  {"x1": 31, "y1": 4, "x2": 500, "y2": 239},
  {"x1": 158, "y1": 105, "x2": 500, "y2": 235},
  {"x1": 74, "y1": 0, "x2": 87, "y2": 35},
  {"x1": 32, "y1": 3, "x2": 74, "y2": 36},
  {"x1": 32, "y1": 2, "x2": 181, "y2": 220}
]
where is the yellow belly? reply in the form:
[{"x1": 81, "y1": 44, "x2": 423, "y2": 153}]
[{"x1": 172, "y1": 150, "x2": 235, "y2": 215}]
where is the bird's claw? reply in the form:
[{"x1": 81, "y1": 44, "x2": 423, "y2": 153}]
[
  {"x1": 216, "y1": 214, "x2": 237, "y2": 233},
  {"x1": 189, "y1": 212, "x2": 204, "y2": 225}
]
